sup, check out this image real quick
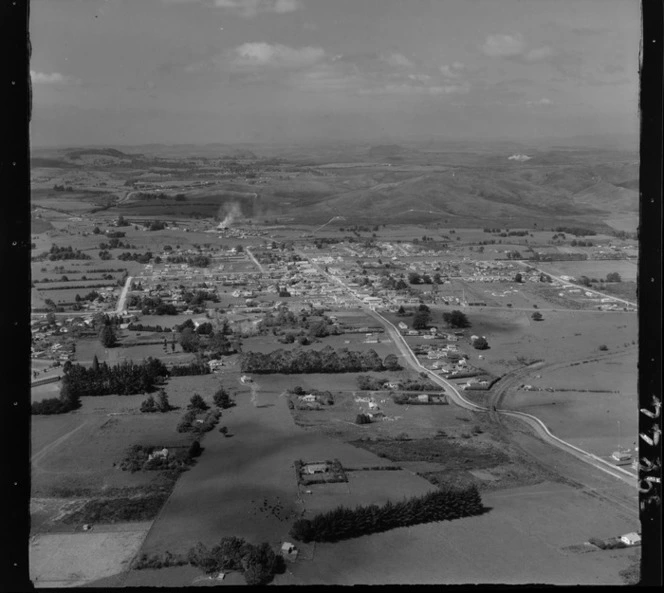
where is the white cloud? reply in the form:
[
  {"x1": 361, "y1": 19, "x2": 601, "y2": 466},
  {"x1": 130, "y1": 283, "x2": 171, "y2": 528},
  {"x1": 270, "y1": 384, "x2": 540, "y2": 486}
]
[
  {"x1": 232, "y1": 42, "x2": 325, "y2": 68},
  {"x1": 526, "y1": 97, "x2": 553, "y2": 106},
  {"x1": 360, "y1": 81, "x2": 470, "y2": 96},
  {"x1": 481, "y1": 33, "x2": 526, "y2": 58},
  {"x1": 452, "y1": 61, "x2": 465, "y2": 70},
  {"x1": 525, "y1": 46, "x2": 554, "y2": 61},
  {"x1": 213, "y1": 0, "x2": 301, "y2": 17},
  {"x1": 408, "y1": 73, "x2": 432, "y2": 82},
  {"x1": 439, "y1": 65, "x2": 462, "y2": 79},
  {"x1": 383, "y1": 53, "x2": 415, "y2": 68},
  {"x1": 30, "y1": 71, "x2": 72, "y2": 85}
]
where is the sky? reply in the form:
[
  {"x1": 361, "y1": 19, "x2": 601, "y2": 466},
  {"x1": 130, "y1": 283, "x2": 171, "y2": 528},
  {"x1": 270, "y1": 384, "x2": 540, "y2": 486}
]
[{"x1": 30, "y1": 0, "x2": 641, "y2": 147}]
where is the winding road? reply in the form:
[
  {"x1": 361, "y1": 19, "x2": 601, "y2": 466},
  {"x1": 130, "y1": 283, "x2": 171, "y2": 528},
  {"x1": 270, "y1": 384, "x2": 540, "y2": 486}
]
[
  {"x1": 303, "y1": 253, "x2": 638, "y2": 490},
  {"x1": 371, "y1": 309, "x2": 637, "y2": 487}
]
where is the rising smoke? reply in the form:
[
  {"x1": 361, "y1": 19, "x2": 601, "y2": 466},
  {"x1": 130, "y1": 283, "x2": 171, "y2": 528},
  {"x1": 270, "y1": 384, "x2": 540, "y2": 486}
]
[{"x1": 217, "y1": 202, "x2": 242, "y2": 229}]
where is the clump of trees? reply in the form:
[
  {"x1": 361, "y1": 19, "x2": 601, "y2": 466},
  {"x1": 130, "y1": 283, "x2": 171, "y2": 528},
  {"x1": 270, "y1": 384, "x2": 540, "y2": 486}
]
[
  {"x1": 213, "y1": 387, "x2": 235, "y2": 409},
  {"x1": 531, "y1": 311, "x2": 543, "y2": 321},
  {"x1": 442, "y1": 310, "x2": 470, "y2": 329},
  {"x1": 188, "y1": 393, "x2": 210, "y2": 411},
  {"x1": 169, "y1": 360, "x2": 211, "y2": 376},
  {"x1": 289, "y1": 486, "x2": 485, "y2": 543},
  {"x1": 355, "y1": 413, "x2": 372, "y2": 425},
  {"x1": 177, "y1": 408, "x2": 221, "y2": 434},
  {"x1": 31, "y1": 381, "x2": 81, "y2": 415},
  {"x1": 187, "y1": 537, "x2": 284, "y2": 585},
  {"x1": 140, "y1": 389, "x2": 174, "y2": 413},
  {"x1": 356, "y1": 375, "x2": 443, "y2": 392},
  {"x1": 47, "y1": 244, "x2": 91, "y2": 261},
  {"x1": 120, "y1": 444, "x2": 195, "y2": 473},
  {"x1": 58, "y1": 357, "x2": 168, "y2": 398},
  {"x1": 240, "y1": 346, "x2": 393, "y2": 374}
]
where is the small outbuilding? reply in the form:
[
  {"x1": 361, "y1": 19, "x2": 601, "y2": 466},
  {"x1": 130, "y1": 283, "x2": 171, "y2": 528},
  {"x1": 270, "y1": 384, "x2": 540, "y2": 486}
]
[{"x1": 620, "y1": 532, "x2": 641, "y2": 546}]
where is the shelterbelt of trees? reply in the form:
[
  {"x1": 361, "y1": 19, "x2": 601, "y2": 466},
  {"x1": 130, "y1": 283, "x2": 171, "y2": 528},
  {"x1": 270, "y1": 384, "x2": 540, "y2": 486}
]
[{"x1": 240, "y1": 346, "x2": 401, "y2": 374}]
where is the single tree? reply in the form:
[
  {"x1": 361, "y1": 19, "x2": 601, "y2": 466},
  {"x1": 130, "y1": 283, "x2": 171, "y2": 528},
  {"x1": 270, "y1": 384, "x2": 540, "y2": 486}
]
[
  {"x1": 412, "y1": 311, "x2": 430, "y2": 330},
  {"x1": 99, "y1": 324, "x2": 117, "y2": 348},
  {"x1": 156, "y1": 389, "x2": 173, "y2": 412},
  {"x1": 383, "y1": 353, "x2": 401, "y2": 371},
  {"x1": 140, "y1": 394, "x2": 157, "y2": 413},
  {"x1": 213, "y1": 387, "x2": 234, "y2": 409},
  {"x1": 472, "y1": 337, "x2": 489, "y2": 350},
  {"x1": 188, "y1": 393, "x2": 209, "y2": 411},
  {"x1": 531, "y1": 311, "x2": 543, "y2": 321}
]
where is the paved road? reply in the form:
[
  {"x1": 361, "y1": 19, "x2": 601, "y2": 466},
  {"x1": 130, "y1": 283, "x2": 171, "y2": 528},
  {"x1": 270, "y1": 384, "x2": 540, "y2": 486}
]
[
  {"x1": 115, "y1": 276, "x2": 133, "y2": 315},
  {"x1": 518, "y1": 262, "x2": 638, "y2": 308},
  {"x1": 371, "y1": 309, "x2": 637, "y2": 487},
  {"x1": 304, "y1": 253, "x2": 637, "y2": 489}
]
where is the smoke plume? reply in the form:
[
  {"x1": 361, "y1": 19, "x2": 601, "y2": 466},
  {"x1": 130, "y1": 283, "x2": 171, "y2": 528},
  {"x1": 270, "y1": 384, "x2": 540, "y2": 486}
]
[{"x1": 218, "y1": 202, "x2": 242, "y2": 228}]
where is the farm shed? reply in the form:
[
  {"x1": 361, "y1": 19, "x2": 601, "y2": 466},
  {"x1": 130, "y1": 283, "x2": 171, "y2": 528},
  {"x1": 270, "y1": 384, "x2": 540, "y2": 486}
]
[{"x1": 620, "y1": 533, "x2": 641, "y2": 546}]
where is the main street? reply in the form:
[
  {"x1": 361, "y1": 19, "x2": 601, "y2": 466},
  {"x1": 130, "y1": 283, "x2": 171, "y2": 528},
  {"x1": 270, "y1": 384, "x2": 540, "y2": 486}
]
[
  {"x1": 245, "y1": 247, "x2": 265, "y2": 273},
  {"x1": 115, "y1": 276, "x2": 133, "y2": 315}
]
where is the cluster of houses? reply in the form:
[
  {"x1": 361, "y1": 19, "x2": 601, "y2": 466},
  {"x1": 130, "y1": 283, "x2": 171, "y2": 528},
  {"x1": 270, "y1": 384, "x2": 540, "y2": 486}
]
[{"x1": 31, "y1": 316, "x2": 91, "y2": 362}]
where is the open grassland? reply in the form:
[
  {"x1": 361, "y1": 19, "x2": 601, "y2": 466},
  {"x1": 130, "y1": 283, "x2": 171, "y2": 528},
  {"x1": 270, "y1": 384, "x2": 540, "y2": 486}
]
[
  {"x1": 30, "y1": 373, "x2": 229, "y2": 520},
  {"x1": 276, "y1": 480, "x2": 638, "y2": 585},
  {"x1": 30, "y1": 526, "x2": 150, "y2": 588},
  {"x1": 450, "y1": 309, "x2": 636, "y2": 376},
  {"x1": 133, "y1": 379, "x2": 393, "y2": 558},
  {"x1": 537, "y1": 260, "x2": 638, "y2": 282}
]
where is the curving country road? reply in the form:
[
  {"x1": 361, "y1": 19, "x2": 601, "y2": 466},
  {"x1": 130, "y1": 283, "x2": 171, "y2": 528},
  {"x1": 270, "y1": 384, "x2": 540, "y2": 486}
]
[
  {"x1": 369, "y1": 309, "x2": 637, "y2": 487},
  {"x1": 302, "y1": 253, "x2": 637, "y2": 489}
]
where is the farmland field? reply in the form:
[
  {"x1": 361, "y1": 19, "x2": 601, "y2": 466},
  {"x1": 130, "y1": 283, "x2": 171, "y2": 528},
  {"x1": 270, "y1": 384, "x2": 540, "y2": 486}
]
[
  {"x1": 275, "y1": 480, "x2": 638, "y2": 585},
  {"x1": 537, "y1": 260, "x2": 638, "y2": 282},
  {"x1": 504, "y1": 351, "x2": 638, "y2": 457}
]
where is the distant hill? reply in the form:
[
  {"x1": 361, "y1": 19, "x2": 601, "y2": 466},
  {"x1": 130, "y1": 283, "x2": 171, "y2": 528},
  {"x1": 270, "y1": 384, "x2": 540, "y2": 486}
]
[
  {"x1": 66, "y1": 148, "x2": 138, "y2": 160},
  {"x1": 31, "y1": 157, "x2": 80, "y2": 169},
  {"x1": 220, "y1": 149, "x2": 258, "y2": 160},
  {"x1": 367, "y1": 144, "x2": 406, "y2": 158}
]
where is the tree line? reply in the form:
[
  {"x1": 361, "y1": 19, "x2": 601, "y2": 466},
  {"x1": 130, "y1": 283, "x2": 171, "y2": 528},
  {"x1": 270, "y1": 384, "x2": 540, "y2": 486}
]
[
  {"x1": 241, "y1": 346, "x2": 397, "y2": 374},
  {"x1": 290, "y1": 485, "x2": 485, "y2": 543}
]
